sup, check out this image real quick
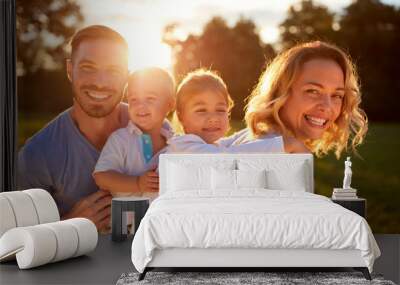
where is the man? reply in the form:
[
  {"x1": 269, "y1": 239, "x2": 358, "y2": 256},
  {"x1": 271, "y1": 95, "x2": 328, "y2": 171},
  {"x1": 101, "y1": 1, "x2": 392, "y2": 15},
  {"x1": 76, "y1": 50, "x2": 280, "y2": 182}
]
[{"x1": 18, "y1": 25, "x2": 130, "y2": 231}]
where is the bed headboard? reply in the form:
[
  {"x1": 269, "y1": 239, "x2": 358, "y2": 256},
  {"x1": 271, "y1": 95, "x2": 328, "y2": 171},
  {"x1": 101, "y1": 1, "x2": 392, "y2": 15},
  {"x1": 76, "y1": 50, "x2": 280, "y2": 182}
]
[{"x1": 159, "y1": 153, "x2": 314, "y2": 194}]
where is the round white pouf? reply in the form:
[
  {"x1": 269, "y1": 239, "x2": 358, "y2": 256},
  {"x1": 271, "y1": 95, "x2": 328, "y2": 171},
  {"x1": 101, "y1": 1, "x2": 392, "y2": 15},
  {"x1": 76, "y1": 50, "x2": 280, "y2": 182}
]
[
  {"x1": 42, "y1": 221, "x2": 79, "y2": 262},
  {"x1": 0, "y1": 196, "x2": 17, "y2": 237},
  {"x1": 0, "y1": 219, "x2": 98, "y2": 269},
  {"x1": 23, "y1": 189, "x2": 60, "y2": 224},
  {"x1": 0, "y1": 192, "x2": 39, "y2": 227},
  {"x1": 64, "y1": 218, "x2": 98, "y2": 257},
  {"x1": 0, "y1": 225, "x2": 57, "y2": 269}
]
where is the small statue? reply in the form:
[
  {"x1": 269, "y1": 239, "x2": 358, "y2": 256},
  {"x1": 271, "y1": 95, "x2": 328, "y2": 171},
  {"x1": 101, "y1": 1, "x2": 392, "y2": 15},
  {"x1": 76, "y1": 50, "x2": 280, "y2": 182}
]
[{"x1": 342, "y1": 157, "x2": 352, "y2": 189}]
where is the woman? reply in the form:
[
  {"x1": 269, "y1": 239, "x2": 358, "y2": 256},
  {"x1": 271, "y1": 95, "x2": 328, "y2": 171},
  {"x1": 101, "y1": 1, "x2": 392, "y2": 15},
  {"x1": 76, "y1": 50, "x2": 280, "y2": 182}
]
[{"x1": 244, "y1": 41, "x2": 367, "y2": 158}]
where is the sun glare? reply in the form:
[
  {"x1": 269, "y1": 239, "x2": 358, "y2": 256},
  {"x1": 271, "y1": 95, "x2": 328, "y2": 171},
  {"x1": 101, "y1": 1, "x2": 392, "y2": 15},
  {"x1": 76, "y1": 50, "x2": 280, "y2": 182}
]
[
  {"x1": 125, "y1": 36, "x2": 172, "y2": 72},
  {"x1": 260, "y1": 27, "x2": 280, "y2": 44}
]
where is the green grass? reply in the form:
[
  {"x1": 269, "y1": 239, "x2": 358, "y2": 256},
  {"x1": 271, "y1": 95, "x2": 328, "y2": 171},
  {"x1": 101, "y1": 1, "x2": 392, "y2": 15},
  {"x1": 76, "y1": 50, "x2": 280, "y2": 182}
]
[
  {"x1": 313, "y1": 123, "x2": 400, "y2": 233},
  {"x1": 18, "y1": 114, "x2": 400, "y2": 233}
]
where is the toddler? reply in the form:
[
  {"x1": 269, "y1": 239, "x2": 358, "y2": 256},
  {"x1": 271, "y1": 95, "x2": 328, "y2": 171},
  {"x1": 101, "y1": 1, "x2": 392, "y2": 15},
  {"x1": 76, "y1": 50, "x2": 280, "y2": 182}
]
[{"x1": 93, "y1": 67, "x2": 175, "y2": 198}]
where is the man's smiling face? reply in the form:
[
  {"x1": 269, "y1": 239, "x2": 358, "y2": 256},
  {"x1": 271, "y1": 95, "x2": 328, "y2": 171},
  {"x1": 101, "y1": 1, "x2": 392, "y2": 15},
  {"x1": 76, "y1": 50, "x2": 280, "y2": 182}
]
[{"x1": 67, "y1": 39, "x2": 128, "y2": 118}]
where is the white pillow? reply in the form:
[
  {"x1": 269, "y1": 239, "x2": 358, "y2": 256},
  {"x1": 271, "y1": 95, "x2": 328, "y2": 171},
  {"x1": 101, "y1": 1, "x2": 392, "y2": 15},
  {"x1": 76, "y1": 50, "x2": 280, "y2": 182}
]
[
  {"x1": 166, "y1": 159, "x2": 236, "y2": 193},
  {"x1": 211, "y1": 168, "x2": 236, "y2": 190},
  {"x1": 266, "y1": 163, "x2": 307, "y2": 191},
  {"x1": 236, "y1": 169, "x2": 267, "y2": 189},
  {"x1": 211, "y1": 169, "x2": 268, "y2": 190},
  {"x1": 238, "y1": 159, "x2": 309, "y2": 191},
  {"x1": 167, "y1": 162, "x2": 212, "y2": 191}
]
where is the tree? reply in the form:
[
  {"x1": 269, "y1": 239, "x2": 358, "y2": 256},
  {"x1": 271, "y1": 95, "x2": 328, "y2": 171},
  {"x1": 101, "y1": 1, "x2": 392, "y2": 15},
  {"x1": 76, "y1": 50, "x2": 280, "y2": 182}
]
[
  {"x1": 163, "y1": 17, "x2": 275, "y2": 120},
  {"x1": 16, "y1": 0, "x2": 83, "y2": 75},
  {"x1": 337, "y1": 0, "x2": 400, "y2": 121},
  {"x1": 279, "y1": 0, "x2": 336, "y2": 49}
]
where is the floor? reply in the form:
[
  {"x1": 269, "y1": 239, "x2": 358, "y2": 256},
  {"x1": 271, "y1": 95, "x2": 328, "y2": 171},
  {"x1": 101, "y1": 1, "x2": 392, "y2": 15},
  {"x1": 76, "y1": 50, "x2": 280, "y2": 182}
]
[
  {"x1": 0, "y1": 234, "x2": 398, "y2": 284},
  {"x1": 373, "y1": 234, "x2": 400, "y2": 284}
]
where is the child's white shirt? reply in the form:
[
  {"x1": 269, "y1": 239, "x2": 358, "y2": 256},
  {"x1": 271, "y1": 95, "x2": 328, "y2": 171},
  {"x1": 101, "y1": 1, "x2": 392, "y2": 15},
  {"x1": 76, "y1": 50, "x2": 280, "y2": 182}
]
[
  {"x1": 94, "y1": 120, "x2": 174, "y2": 200},
  {"x1": 167, "y1": 130, "x2": 284, "y2": 154}
]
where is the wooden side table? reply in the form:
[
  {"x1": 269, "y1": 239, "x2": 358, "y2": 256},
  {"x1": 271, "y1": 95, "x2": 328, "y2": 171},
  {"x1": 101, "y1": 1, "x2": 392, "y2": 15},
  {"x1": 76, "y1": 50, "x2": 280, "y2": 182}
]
[
  {"x1": 111, "y1": 197, "x2": 149, "y2": 242},
  {"x1": 331, "y1": 197, "x2": 366, "y2": 218}
]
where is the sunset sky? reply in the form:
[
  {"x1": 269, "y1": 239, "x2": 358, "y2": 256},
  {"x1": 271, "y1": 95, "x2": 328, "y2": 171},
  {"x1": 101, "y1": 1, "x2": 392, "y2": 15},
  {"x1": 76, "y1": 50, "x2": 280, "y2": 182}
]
[{"x1": 77, "y1": 0, "x2": 400, "y2": 71}]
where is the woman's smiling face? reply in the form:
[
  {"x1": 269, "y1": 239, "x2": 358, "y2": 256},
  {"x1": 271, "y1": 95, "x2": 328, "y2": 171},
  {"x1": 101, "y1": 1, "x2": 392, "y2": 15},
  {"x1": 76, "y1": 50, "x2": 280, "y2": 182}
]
[{"x1": 279, "y1": 58, "x2": 345, "y2": 141}]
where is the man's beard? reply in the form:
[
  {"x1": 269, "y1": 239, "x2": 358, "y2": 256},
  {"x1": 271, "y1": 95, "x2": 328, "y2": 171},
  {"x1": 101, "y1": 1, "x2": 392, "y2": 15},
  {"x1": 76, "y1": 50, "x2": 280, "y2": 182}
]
[{"x1": 73, "y1": 85, "x2": 122, "y2": 118}]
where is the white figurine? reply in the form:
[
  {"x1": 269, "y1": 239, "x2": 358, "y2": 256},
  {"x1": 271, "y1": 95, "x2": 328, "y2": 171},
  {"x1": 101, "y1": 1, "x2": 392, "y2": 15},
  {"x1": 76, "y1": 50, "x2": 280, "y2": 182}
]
[{"x1": 343, "y1": 157, "x2": 352, "y2": 189}]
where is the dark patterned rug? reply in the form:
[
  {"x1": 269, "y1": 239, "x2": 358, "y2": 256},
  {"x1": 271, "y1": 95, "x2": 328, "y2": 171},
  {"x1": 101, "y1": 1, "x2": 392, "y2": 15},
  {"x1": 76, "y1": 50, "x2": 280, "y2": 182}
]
[{"x1": 116, "y1": 271, "x2": 396, "y2": 285}]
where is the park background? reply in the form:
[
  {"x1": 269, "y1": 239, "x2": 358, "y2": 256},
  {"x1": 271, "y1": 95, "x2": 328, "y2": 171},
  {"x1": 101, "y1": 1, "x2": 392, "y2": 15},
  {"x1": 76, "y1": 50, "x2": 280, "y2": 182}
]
[{"x1": 17, "y1": 0, "x2": 400, "y2": 233}]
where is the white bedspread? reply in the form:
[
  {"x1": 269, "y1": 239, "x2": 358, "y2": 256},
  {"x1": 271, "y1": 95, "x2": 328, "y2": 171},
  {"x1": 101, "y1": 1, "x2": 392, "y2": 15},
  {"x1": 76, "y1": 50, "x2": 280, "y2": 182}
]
[{"x1": 131, "y1": 190, "x2": 380, "y2": 273}]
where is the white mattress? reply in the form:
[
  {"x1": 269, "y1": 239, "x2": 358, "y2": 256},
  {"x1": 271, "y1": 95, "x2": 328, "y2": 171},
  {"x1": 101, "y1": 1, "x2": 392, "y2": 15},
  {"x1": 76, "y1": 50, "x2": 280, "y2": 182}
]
[{"x1": 131, "y1": 190, "x2": 380, "y2": 273}]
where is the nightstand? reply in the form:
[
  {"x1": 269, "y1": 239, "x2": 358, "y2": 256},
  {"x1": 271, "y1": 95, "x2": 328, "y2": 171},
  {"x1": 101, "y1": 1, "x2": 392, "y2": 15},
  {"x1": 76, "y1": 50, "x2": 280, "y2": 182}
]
[
  {"x1": 331, "y1": 197, "x2": 366, "y2": 218},
  {"x1": 111, "y1": 197, "x2": 150, "y2": 242}
]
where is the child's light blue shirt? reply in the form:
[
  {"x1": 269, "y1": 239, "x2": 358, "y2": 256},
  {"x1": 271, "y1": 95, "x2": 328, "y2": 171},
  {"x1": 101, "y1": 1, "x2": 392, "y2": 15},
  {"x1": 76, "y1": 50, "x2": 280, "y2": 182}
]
[{"x1": 94, "y1": 120, "x2": 174, "y2": 177}]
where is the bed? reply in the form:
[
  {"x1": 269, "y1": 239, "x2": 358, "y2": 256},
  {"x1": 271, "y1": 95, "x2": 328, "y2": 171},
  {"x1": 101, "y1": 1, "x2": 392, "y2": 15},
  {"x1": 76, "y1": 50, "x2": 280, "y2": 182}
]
[{"x1": 131, "y1": 154, "x2": 380, "y2": 280}]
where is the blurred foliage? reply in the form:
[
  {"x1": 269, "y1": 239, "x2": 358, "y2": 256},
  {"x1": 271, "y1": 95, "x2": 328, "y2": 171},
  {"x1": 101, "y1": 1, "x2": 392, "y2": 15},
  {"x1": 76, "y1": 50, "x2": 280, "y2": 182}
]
[
  {"x1": 164, "y1": 0, "x2": 400, "y2": 122},
  {"x1": 18, "y1": 70, "x2": 73, "y2": 115},
  {"x1": 163, "y1": 17, "x2": 276, "y2": 120},
  {"x1": 337, "y1": 0, "x2": 400, "y2": 121},
  {"x1": 17, "y1": 0, "x2": 400, "y2": 122},
  {"x1": 16, "y1": 0, "x2": 83, "y2": 75},
  {"x1": 279, "y1": 0, "x2": 336, "y2": 49}
]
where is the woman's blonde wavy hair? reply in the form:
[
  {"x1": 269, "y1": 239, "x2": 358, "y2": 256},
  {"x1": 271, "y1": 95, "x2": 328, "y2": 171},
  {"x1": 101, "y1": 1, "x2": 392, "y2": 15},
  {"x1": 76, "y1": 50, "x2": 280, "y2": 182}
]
[
  {"x1": 245, "y1": 41, "x2": 368, "y2": 158},
  {"x1": 172, "y1": 69, "x2": 234, "y2": 134}
]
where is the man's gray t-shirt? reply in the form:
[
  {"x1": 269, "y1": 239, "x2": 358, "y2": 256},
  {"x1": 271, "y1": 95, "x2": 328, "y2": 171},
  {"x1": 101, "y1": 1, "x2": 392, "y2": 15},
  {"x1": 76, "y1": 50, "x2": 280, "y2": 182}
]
[{"x1": 17, "y1": 107, "x2": 128, "y2": 216}]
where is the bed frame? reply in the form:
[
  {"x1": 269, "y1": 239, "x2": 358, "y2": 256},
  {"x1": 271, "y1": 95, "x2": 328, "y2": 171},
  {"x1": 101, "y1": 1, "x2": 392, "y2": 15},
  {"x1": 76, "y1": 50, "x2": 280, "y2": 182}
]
[
  {"x1": 139, "y1": 248, "x2": 370, "y2": 280},
  {"x1": 138, "y1": 154, "x2": 371, "y2": 281}
]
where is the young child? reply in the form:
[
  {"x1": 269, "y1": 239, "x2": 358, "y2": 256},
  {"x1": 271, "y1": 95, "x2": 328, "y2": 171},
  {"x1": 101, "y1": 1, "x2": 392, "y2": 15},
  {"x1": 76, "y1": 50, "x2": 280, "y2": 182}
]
[
  {"x1": 93, "y1": 67, "x2": 175, "y2": 198},
  {"x1": 167, "y1": 69, "x2": 303, "y2": 153}
]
